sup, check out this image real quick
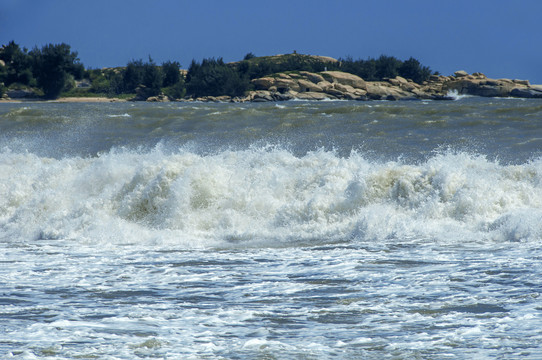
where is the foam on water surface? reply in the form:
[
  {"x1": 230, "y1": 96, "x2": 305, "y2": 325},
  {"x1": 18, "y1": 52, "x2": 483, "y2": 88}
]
[
  {"x1": 1, "y1": 145, "x2": 541, "y2": 247},
  {"x1": 1, "y1": 100, "x2": 542, "y2": 359}
]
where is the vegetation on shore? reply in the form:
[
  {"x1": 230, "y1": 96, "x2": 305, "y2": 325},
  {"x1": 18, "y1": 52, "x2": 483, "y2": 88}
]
[{"x1": 1, "y1": 40, "x2": 437, "y2": 100}]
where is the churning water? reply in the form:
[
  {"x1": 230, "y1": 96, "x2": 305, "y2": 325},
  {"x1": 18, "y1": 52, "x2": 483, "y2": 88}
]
[{"x1": 1, "y1": 98, "x2": 542, "y2": 359}]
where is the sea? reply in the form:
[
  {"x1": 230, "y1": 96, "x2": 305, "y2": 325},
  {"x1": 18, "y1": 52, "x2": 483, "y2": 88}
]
[{"x1": 1, "y1": 97, "x2": 541, "y2": 359}]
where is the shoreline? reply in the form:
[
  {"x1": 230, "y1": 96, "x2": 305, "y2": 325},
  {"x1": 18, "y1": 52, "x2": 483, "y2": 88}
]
[
  {"x1": 0, "y1": 97, "x2": 126, "y2": 103},
  {"x1": 2, "y1": 71, "x2": 542, "y2": 104}
]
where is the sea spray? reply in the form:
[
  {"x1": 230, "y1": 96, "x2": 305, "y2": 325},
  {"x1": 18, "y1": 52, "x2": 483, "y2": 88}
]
[{"x1": 1, "y1": 146, "x2": 541, "y2": 247}]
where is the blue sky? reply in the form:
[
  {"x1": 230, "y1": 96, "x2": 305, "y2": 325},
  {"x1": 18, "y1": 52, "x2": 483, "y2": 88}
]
[{"x1": 2, "y1": 0, "x2": 541, "y2": 83}]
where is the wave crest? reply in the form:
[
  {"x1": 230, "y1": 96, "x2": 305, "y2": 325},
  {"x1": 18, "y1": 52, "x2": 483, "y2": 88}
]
[{"x1": 1, "y1": 147, "x2": 541, "y2": 247}]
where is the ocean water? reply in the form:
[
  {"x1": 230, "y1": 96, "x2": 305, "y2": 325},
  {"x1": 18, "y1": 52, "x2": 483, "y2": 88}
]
[{"x1": 1, "y1": 98, "x2": 541, "y2": 359}]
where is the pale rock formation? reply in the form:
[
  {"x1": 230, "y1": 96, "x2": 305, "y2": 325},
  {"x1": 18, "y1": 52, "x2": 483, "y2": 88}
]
[
  {"x1": 297, "y1": 79, "x2": 323, "y2": 92},
  {"x1": 299, "y1": 71, "x2": 325, "y2": 84},
  {"x1": 321, "y1": 71, "x2": 367, "y2": 90},
  {"x1": 252, "y1": 77, "x2": 275, "y2": 90},
  {"x1": 454, "y1": 70, "x2": 469, "y2": 77},
  {"x1": 295, "y1": 91, "x2": 331, "y2": 100}
]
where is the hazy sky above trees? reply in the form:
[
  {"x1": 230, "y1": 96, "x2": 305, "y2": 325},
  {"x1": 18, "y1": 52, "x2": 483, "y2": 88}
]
[{"x1": 1, "y1": 0, "x2": 541, "y2": 83}]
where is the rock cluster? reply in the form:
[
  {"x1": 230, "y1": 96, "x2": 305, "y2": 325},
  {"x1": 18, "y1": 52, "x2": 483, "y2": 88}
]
[{"x1": 184, "y1": 70, "x2": 542, "y2": 102}]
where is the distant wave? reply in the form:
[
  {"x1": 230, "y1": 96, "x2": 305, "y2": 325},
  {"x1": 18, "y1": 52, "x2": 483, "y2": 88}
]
[{"x1": 106, "y1": 113, "x2": 131, "y2": 118}]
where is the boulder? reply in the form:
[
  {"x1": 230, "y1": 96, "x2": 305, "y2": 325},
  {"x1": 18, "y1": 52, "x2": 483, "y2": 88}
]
[
  {"x1": 299, "y1": 71, "x2": 325, "y2": 84},
  {"x1": 275, "y1": 78, "x2": 301, "y2": 92},
  {"x1": 400, "y1": 82, "x2": 419, "y2": 92},
  {"x1": 333, "y1": 83, "x2": 355, "y2": 93},
  {"x1": 321, "y1": 71, "x2": 367, "y2": 89},
  {"x1": 388, "y1": 78, "x2": 401, "y2": 86},
  {"x1": 472, "y1": 85, "x2": 512, "y2": 97},
  {"x1": 146, "y1": 94, "x2": 169, "y2": 102},
  {"x1": 445, "y1": 77, "x2": 517, "y2": 97},
  {"x1": 325, "y1": 88, "x2": 347, "y2": 98},
  {"x1": 388, "y1": 76, "x2": 409, "y2": 86},
  {"x1": 454, "y1": 70, "x2": 469, "y2": 77},
  {"x1": 252, "y1": 77, "x2": 275, "y2": 90},
  {"x1": 287, "y1": 73, "x2": 302, "y2": 79},
  {"x1": 513, "y1": 79, "x2": 530, "y2": 86},
  {"x1": 395, "y1": 76, "x2": 409, "y2": 84},
  {"x1": 273, "y1": 92, "x2": 295, "y2": 101},
  {"x1": 510, "y1": 87, "x2": 542, "y2": 98},
  {"x1": 342, "y1": 92, "x2": 366, "y2": 101},
  {"x1": 295, "y1": 91, "x2": 331, "y2": 100},
  {"x1": 366, "y1": 83, "x2": 413, "y2": 100},
  {"x1": 249, "y1": 90, "x2": 274, "y2": 102},
  {"x1": 297, "y1": 79, "x2": 323, "y2": 92},
  {"x1": 429, "y1": 74, "x2": 446, "y2": 82},
  {"x1": 214, "y1": 95, "x2": 232, "y2": 102},
  {"x1": 316, "y1": 80, "x2": 333, "y2": 92}
]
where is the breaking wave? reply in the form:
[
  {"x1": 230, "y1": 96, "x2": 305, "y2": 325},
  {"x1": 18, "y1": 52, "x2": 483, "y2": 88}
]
[{"x1": 1, "y1": 145, "x2": 541, "y2": 247}]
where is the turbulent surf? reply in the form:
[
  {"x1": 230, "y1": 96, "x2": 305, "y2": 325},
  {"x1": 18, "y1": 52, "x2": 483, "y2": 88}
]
[{"x1": 1, "y1": 99, "x2": 541, "y2": 359}]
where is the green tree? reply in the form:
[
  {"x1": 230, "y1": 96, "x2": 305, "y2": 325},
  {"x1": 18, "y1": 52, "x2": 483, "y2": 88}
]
[
  {"x1": 30, "y1": 43, "x2": 82, "y2": 99},
  {"x1": 161, "y1": 60, "x2": 181, "y2": 87},
  {"x1": 186, "y1": 57, "x2": 248, "y2": 97},
  {"x1": 141, "y1": 57, "x2": 163, "y2": 97},
  {"x1": 243, "y1": 52, "x2": 256, "y2": 60},
  {"x1": 161, "y1": 60, "x2": 185, "y2": 99},
  {"x1": 0, "y1": 41, "x2": 34, "y2": 86},
  {"x1": 398, "y1": 57, "x2": 433, "y2": 84},
  {"x1": 375, "y1": 55, "x2": 401, "y2": 80},
  {"x1": 122, "y1": 57, "x2": 163, "y2": 97},
  {"x1": 122, "y1": 59, "x2": 145, "y2": 93}
]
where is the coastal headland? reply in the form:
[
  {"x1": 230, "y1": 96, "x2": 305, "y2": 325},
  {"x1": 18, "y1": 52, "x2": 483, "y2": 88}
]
[
  {"x1": 216, "y1": 70, "x2": 542, "y2": 103},
  {"x1": 4, "y1": 69, "x2": 541, "y2": 103},
  {"x1": 2, "y1": 46, "x2": 541, "y2": 103}
]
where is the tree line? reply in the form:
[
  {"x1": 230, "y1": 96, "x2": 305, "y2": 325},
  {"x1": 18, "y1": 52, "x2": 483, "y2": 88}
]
[{"x1": 1, "y1": 41, "x2": 436, "y2": 100}]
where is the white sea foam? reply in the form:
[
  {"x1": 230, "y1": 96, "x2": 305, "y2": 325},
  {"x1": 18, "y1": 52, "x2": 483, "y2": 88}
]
[
  {"x1": 446, "y1": 89, "x2": 471, "y2": 100},
  {"x1": 106, "y1": 113, "x2": 131, "y2": 118},
  {"x1": 1, "y1": 146, "x2": 541, "y2": 247}
]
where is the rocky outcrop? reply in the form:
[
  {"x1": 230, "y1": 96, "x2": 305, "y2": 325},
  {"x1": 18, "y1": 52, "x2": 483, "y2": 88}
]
[
  {"x1": 295, "y1": 91, "x2": 331, "y2": 100},
  {"x1": 184, "y1": 69, "x2": 542, "y2": 103},
  {"x1": 440, "y1": 72, "x2": 541, "y2": 99},
  {"x1": 248, "y1": 71, "x2": 371, "y2": 101},
  {"x1": 146, "y1": 94, "x2": 170, "y2": 102},
  {"x1": 366, "y1": 82, "x2": 415, "y2": 100},
  {"x1": 321, "y1": 71, "x2": 367, "y2": 90},
  {"x1": 243, "y1": 70, "x2": 542, "y2": 102},
  {"x1": 510, "y1": 87, "x2": 542, "y2": 98}
]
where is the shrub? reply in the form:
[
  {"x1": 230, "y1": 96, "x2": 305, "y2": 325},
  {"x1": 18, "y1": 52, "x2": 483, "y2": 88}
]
[{"x1": 163, "y1": 82, "x2": 186, "y2": 100}]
